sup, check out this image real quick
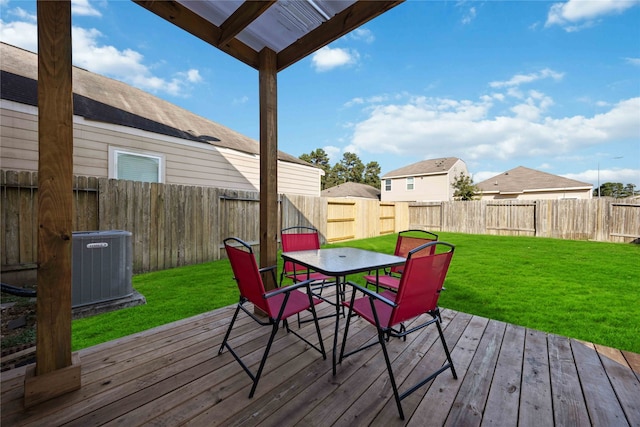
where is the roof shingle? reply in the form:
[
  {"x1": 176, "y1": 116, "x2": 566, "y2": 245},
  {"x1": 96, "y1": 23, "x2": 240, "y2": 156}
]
[
  {"x1": 476, "y1": 166, "x2": 592, "y2": 194},
  {"x1": 382, "y1": 157, "x2": 460, "y2": 178},
  {"x1": 321, "y1": 182, "x2": 380, "y2": 199},
  {"x1": 0, "y1": 42, "x2": 308, "y2": 166}
]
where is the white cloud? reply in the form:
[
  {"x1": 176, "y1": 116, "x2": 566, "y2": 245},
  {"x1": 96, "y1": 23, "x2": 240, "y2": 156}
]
[
  {"x1": 0, "y1": 18, "x2": 38, "y2": 52},
  {"x1": 624, "y1": 57, "x2": 640, "y2": 67},
  {"x1": 181, "y1": 69, "x2": 202, "y2": 83},
  {"x1": 461, "y1": 6, "x2": 477, "y2": 25},
  {"x1": 232, "y1": 95, "x2": 249, "y2": 106},
  {"x1": 0, "y1": 14, "x2": 202, "y2": 97},
  {"x1": 323, "y1": 145, "x2": 342, "y2": 164},
  {"x1": 472, "y1": 170, "x2": 503, "y2": 183},
  {"x1": 9, "y1": 7, "x2": 36, "y2": 22},
  {"x1": 344, "y1": 94, "x2": 391, "y2": 108},
  {"x1": 546, "y1": 0, "x2": 640, "y2": 31},
  {"x1": 490, "y1": 68, "x2": 564, "y2": 88},
  {"x1": 311, "y1": 46, "x2": 359, "y2": 72},
  {"x1": 72, "y1": 0, "x2": 102, "y2": 17},
  {"x1": 348, "y1": 91, "x2": 640, "y2": 166},
  {"x1": 349, "y1": 28, "x2": 374, "y2": 44},
  {"x1": 564, "y1": 168, "x2": 640, "y2": 186}
]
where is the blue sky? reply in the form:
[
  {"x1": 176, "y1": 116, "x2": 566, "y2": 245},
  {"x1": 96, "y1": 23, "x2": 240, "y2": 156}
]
[{"x1": 1, "y1": 0, "x2": 639, "y2": 188}]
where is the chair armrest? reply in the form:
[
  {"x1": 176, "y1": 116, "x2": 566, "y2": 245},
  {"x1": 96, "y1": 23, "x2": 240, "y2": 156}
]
[
  {"x1": 345, "y1": 281, "x2": 396, "y2": 307},
  {"x1": 263, "y1": 278, "x2": 314, "y2": 298},
  {"x1": 258, "y1": 265, "x2": 277, "y2": 274},
  {"x1": 259, "y1": 265, "x2": 279, "y2": 287}
]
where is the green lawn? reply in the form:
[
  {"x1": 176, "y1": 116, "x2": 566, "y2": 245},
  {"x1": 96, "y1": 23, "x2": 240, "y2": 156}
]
[{"x1": 72, "y1": 232, "x2": 640, "y2": 353}]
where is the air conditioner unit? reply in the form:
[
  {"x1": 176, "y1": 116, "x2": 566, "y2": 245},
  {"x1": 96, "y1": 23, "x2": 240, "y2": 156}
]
[{"x1": 72, "y1": 230, "x2": 133, "y2": 308}]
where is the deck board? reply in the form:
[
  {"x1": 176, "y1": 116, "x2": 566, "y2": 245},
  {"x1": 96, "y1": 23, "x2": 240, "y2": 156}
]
[{"x1": 2, "y1": 289, "x2": 639, "y2": 427}]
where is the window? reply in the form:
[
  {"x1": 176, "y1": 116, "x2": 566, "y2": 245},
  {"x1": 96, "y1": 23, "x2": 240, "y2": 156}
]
[
  {"x1": 385, "y1": 179, "x2": 391, "y2": 191},
  {"x1": 406, "y1": 177, "x2": 414, "y2": 190},
  {"x1": 109, "y1": 147, "x2": 164, "y2": 183}
]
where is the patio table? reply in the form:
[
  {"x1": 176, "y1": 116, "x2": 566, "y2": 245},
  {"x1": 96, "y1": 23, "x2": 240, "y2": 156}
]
[{"x1": 281, "y1": 247, "x2": 405, "y2": 375}]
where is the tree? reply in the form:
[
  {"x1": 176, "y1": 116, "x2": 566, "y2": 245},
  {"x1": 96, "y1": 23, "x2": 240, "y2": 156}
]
[
  {"x1": 452, "y1": 172, "x2": 479, "y2": 201},
  {"x1": 300, "y1": 149, "x2": 381, "y2": 190},
  {"x1": 340, "y1": 152, "x2": 365, "y2": 183},
  {"x1": 325, "y1": 163, "x2": 347, "y2": 188},
  {"x1": 299, "y1": 149, "x2": 331, "y2": 189},
  {"x1": 364, "y1": 161, "x2": 381, "y2": 188},
  {"x1": 594, "y1": 182, "x2": 637, "y2": 198}
]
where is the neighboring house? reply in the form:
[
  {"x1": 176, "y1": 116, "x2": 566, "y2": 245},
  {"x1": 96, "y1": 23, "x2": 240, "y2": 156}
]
[
  {"x1": 0, "y1": 43, "x2": 321, "y2": 196},
  {"x1": 381, "y1": 157, "x2": 468, "y2": 202},
  {"x1": 321, "y1": 182, "x2": 380, "y2": 199},
  {"x1": 476, "y1": 166, "x2": 593, "y2": 200}
]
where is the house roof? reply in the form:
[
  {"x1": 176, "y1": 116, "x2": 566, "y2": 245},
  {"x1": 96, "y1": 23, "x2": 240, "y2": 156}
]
[
  {"x1": 321, "y1": 182, "x2": 380, "y2": 199},
  {"x1": 382, "y1": 157, "x2": 461, "y2": 179},
  {"x1": 476, "y1": 166, "x2": 593, "y2": 194},
  {"x1": 0, "y1": 42, "x2": 309, "y2": 167}
]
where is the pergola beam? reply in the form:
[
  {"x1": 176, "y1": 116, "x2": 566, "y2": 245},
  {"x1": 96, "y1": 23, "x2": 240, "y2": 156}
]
[
  {"x1": 277, "y1": 0, "x2": 403, "y2": 71},
  {"x1": 134, "y1": 0, "x2": 260, "y2": 68},
  {"x1": 218, "y1": 1, "x2": 276, "y2": 46}
]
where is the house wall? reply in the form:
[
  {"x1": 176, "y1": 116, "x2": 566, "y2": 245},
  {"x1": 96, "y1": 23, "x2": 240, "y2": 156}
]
[
  {"x1": 479, "y1": 188, "x2": 593, "y2": 200},
  {"x1": 381, "y1": 159, "x2": 469, "y2": 202},
  {"x1": 0, "y1": 100, "x2": 321, "y2": 196}
]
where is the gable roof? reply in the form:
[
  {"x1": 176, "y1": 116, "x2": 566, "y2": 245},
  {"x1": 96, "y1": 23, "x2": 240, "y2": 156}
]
[
  {"x1": 382, "y1": 157, "x2": 461, "y2": 178},
  {"x1": 321, "y1": 182, "x2": 380, "y2": 199},
  {"x1": 476, "y1": 166, "x2": 592, "y2": 195},
  {"x1": 0, "y1": 42, "x2": 308, "y2": 167}
]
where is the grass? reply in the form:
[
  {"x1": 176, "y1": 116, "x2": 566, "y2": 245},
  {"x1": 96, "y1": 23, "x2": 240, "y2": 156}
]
[
  {"x1": 71, "y1": 260, "x2": 237, "y2": 350},
  {"x1": 72, "y1": 232, "x2": 640, "y2": 354}
]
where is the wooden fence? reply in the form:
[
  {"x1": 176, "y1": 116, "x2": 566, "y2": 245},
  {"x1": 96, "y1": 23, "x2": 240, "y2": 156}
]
[
  {"x1": 2, "y1": 170, "x2": 638, "y2": 283},
  {"x1": 407, "y1": 199, "x2": 640, "y2": 242}
]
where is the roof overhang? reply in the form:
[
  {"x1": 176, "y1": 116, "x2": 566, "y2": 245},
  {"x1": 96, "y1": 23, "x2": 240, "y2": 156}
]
[{"x1": 134, "y1": 0, "x2": 404, "y2": 72}]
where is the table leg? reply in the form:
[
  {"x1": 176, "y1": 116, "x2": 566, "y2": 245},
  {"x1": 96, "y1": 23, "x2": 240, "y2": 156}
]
[{"x1": 332, "y1": 275, "x2": 343, "y2": 376}]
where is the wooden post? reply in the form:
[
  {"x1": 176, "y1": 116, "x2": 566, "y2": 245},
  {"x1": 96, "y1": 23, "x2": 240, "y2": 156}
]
[
  {"x1": 259, "y1": 47, "x2": 278, "y2": 291},
  {"x1": 25, "y1": 0, "x2": 81, "y2": 407}
]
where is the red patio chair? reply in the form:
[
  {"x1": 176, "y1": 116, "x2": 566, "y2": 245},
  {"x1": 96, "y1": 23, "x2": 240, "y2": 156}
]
[
  {"x1": 280, "y1": 225, "x2": 338, "y2": 323},
  {"x1": 363, "y1": 229, "x2": 438, "y2": 292},
  {"x1": 339, "y1": 241, "x2": 457, "y2": 420},
  {"x1": 219, "y1": 237, "x2": 326, "y2": 398},
  {"x1": 280, "y1": 226, "x2": 333, "y2": 288}
]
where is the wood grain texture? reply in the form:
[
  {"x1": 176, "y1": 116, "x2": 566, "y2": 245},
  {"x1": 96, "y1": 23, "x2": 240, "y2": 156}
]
[{"x1": 35, "y1": 0, "x2": 74, "y2": 375}]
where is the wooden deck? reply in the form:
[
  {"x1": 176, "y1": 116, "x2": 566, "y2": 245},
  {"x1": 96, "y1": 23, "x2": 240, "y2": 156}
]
[{"x1": 2, "y1": 290, "x2": 639, "y2": 426}]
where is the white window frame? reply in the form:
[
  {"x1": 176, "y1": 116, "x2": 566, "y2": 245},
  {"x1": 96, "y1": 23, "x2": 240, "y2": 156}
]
[
  {"x1": 406, "y1": 177, "x2": 414, "y2": 190},
  {"x1": 384, "y1": 179, "x2": 391, "y2": 191},
  {"x1": 108, "y1": 146, "x2": 165, "y2": 183}
]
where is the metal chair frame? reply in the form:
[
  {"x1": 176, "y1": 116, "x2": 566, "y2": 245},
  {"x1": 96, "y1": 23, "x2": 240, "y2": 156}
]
[
  {"x1": 363, "y1": 229, "x2": 438, "y2": 293},
  {"x1": 280, "y1": 226, "x2": 341, "y2": 322},
  {"x1": 220, "y1": 237, "x2": 326, "y2": 398},
  {"x1": 340, "y1": 241, "x2": 457, "y2": 420}
]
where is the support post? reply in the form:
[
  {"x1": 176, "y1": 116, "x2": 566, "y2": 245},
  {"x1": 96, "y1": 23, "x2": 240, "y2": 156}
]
[
  {"x1": 258, "y1": 47, "x2": 278, "y2": 291},
  {"x1": 25, "y1": 0, "x2": 81, "y2": 406}
]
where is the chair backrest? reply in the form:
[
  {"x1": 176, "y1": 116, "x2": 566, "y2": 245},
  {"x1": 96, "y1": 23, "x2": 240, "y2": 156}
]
[
  {"x1": 281, "y1": 226, "x2": 321, "y2": 274},
  {"x1": 224, "y1": 237, "x2": 271, "y2": 315},
  {"x1": 391, "y1": 230, "x2": 439, "y2": 274},
  {"x1": 389, "y1": 241, "x2": 454, "y2": 326}
]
